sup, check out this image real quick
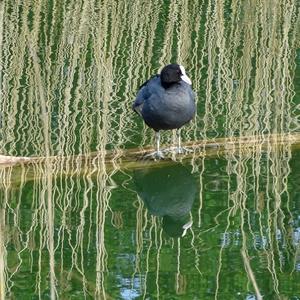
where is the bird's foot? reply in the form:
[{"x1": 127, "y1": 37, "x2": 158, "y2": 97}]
[
  {"x1": 176, "y1": 146, "x2": 194, "y2": 154},
  {"x1": 143, "y1": 150, "x2": 165, "y2": 160},
  {"x1": 163, "y1": 147, "x2": 193, "y2": 154}
]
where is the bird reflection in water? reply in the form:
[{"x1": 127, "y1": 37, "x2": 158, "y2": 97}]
[{"x1": 133, "y1": 163, "x2": 197, "y2": 237}]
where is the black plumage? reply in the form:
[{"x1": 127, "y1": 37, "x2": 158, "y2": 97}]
[{"x1": 133, "y1": 64, "x2": 196, "y2": 158}]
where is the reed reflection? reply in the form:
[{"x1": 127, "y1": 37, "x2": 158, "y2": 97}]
[{"x1": 133, "y1": 163, "x2": 197, "y2": 237}]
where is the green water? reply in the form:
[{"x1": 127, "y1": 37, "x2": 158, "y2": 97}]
[
  {"x1": 4, "y1": 152, "x2": 300, "y2": 299},
  {"x1": 1, "y1": 0, "x2": 300, "y2": 299}
]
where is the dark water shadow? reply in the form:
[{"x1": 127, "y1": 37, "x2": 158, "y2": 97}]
[{"x1": 133, "y1": 162, "x2": 198, "y2": 237}]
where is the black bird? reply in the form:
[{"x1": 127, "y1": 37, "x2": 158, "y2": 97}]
[{"x1": 132, "y1": 64, "x2": 196, "y2": 159}]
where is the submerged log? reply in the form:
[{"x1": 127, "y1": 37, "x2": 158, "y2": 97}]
[{"x1": 1, "y1": 132, "x2": 300, "y2": 185}]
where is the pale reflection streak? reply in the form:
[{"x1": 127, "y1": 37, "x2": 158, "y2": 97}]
[{"x1": 0, "y1": 208, "x2": 6, "y2": 300}]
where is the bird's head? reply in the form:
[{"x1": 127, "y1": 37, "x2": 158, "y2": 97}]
[{"x1": 160, "y1": 64, "x2": 192, "y2": 88}]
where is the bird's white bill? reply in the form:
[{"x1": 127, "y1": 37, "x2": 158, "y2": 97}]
[
  {"x1": 179, "y1": 65, "x2": 192, "y2": 85},
  {"x1": 181, "y1": 74, "x2": 192, "y2": 85}
]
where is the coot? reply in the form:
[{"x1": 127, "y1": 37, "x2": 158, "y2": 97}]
[{"x1": 132, "y1": 64, "x2": 196, "y2": 159}]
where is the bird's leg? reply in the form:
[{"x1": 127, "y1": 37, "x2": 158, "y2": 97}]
[
  {"x1": 162, "y1": 129, "x2": 187, "y2": 154},
  {"x1": 176, "y1": 129, "x2": 182, "y2": 154},
  {"x1": 175, "y1": 129, "x2": 193, "y2": 154},
  {"x1": 156, "y1": 131, "x2": 161, "y2": 153},
  {"x1": 154, "y1": 131, "x2": 165, "y2": 158},
  {"x1": 144, "y1": 131, "x2": 164, "y2": 160}
]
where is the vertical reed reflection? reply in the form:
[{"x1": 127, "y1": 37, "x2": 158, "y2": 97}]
[
  {"x1": 0, "y1": 208, "x2": 5, "y2": 300},
  {"x1": 0, "y1": 0, "x2": 299, "y2": 298}
]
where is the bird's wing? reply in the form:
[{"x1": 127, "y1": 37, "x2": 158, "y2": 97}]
[{"x1": 132, "y1": 75, "x2": 159, "y2": 116}]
